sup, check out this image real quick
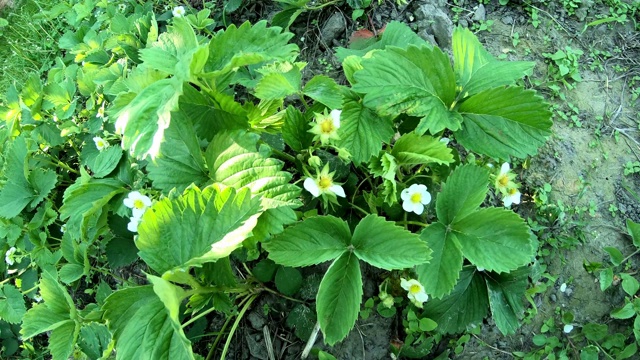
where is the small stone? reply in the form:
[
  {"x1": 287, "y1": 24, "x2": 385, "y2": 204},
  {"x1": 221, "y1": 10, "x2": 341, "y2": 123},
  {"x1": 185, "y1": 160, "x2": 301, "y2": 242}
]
[
  {"x1": 473, "y1": 4, "x2": 486, "y2": 22},
  {"x1": 247, "y1": 312, "x2": 266, "y2": 330},
  {"x1": 550, "y1": 293, "x2": 557, "y2": 302},
  {"x1": 406, "y1": 12, "x2": 415, "y2": 22},
  {"x1": 414, "y1": 4, "x2": 454, "y2": 48},
  {"x1": 321, "y1": 12, "x2": 346, "y2": 45},
  {"x1": 565, "y1": 287, "x2": 573, "y2": 297},
  {"x1": 502, "y1": 15, "x2": 514, "y2": 25}
]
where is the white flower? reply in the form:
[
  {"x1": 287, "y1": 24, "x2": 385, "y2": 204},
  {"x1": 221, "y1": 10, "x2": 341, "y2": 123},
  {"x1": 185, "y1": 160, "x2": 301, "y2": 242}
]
[
  {"x1": 96, "y1": 103, "x2": 106, "y2": 119},
  {"x1": 563, "y1": 324, "x2": 574, "y2": 333},
  {"x1": 5, "y1": 247, "x2": 16, "y2": 266},
  {"x1": 123, "y1": 191, "x2": 152, "y2": 218},
  {"x1": 495, "y1": 162, "x2": 516, "y2": 192},
  {"x1": 93, "y1": 136, "x2": 109, "y2": 151},
  {"x1": 400, "y1": 278, "x2": 429, "y2": 308},
  {"x1": 309, "y1": 109, "x2": 341, "y2": 144},
  {"x1": 400, "y1": 184, "x2": 432, "y2": 215},
  {"x1": 303, "y1": 166, "x2": 345, "y2": 198},
  {"x1": 33, "y1": 294, "x2": 43, "y2": 303},
  {"x1": 127, "y1": 215, "x2": 142, "y2": 233},
  {"x1": 503, "y1": 187, "x2": 521, "y2": 208},
  {"x1": 60, "y1": 224, "x2": 67, "y2": 233},
  {"x1": 172, "y1": 6, "x2": 186, "y2": 18}
]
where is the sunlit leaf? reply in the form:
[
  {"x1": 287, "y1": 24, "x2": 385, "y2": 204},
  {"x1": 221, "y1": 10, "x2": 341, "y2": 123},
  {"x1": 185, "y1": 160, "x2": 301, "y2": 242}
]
[
  {"x1": 436, "y1": 164, "x2": 489, "y2": 225},
  {"x1": 391, "y1": 133, "x2": 454, "y2": 166},
  {"x1": 416, "y1": 223, "x2": 463, "y2": 299}
]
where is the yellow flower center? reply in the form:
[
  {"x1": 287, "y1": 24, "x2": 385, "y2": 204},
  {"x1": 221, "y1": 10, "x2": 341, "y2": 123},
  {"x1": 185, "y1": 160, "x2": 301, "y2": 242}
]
[
  {"x1": 320, "y1": 119, "x2": 335, "y2": 134},
  {"x1": 318, "y1": 176, "x2": 332, "y2": 190},
  {"x1": 133, "y1": 199, "x2": 145, "y2": 209},
  {"x1": 97, "y1": 140, "x2": 104, "y2": 147},
  {"x1": 410, "y1": 192, "x2": 422, "y2": 203},
  {"x1": 498, "y1": 175, "x2": 509, "y2": 187},
  {"x1": 508, "y1": 188, "x2": 518, "y2": 195},
  {"x1": 409, "y1": 284, "x2": 421, "y2": 294}
]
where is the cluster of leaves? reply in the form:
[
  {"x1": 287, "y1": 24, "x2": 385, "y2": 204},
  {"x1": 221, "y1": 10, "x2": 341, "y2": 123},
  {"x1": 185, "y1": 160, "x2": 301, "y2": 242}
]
[{"x1": 0, "y1": 1, "x2": 554, "y2": 358}]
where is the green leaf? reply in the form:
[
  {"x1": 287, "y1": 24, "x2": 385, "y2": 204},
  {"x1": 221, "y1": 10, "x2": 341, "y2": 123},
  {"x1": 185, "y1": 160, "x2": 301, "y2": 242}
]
[
  {"x1": 49, "y1": 320, "x2": 79, "y2": 360},
  {"x1": 39, "y1": 271, "x2": 76, "y2": 317},
  {"x1": 21, "y1": 303, "x2": 70, "y2": 339},
  {"x1": 59, "y1": 176, "x2": 125, "y2": 240},
  {"x1": 620, "y1": 273, "x2": 640, "y2": 296},
  {"x1": 452, "y1": 27, "x2": 534, "y2": 97},
  {"x1": 139, "y1": 18, "x2": 199, "y2": 80},
  {"x1": 205, "y1": 20, "x2": 298, "y2": 77},
  {"x1": 0, "y1": 284, "x2": 26, "y2": 324},
  {"x1": 604, "y1": 246, "x2": 624, "y2": 266},
  {"x1": 353, "y1": 45, "x2": 461, "y2": 134},
  {"x1": 136, "y1": 185, "x2": 261, "y2": 274},
  {"x1": 600, "y1": 268, "x2": 613, "y2": 291},
  {"x1": 103, "y1": 286, "x2": 194, "y2": 360},
  {"x1": 106, "y1": 236, "x2": 139, "y2": 269},
  {"x1": 485, "y1": 267, "x2": 530, "y2": 335},
  {"x1": 303, "y1": 75, "x2": 343, "y2": 109},
  {"x1": 282, "y1": 106, "x2": 313, "y2": 152},
  {"x1": 89, "y1": 146, "x2": 122, "y2": 178},
  {"x1": 317, "y1": 252, "x2": 363, "y2": 346},
  {"x1": 264, "y1": 216, "x2": 350, "y2": 267},
  {"x1": 78, "y1": 323, "x2": 111, "y2": 360},
  {"x1": 369, "y1": 152, "x2": 397, "y2": 180},
  {"x1": 114, "y1": 77, "x2": 182, "y2": 159},
  {"x1": 456, "y1": 87, "x2": 552, "y2": 159},
  {"x1": 205, "y1": 130, "x2": 301, "y2": 209},
  {"x1": 147, "y1": 111, "x2": 209, "y2": 194},
  {"x1": 416, "y1": 223, "x2": 463, "y2": 298},
  {"x1": 454, "y1": 208, "x2": 534, "y2": 273},
  {"x1": 252, "y1": 259, "x2": 277, "y2": 283},
  {"x1": 627, "y1": 219, "x2": 640, "y2": 248},
  {"x1": 59, "y1": 264, "x2": 85, "y2": 284},
  {"x1": 275, "y1": 266, "x2": 303, "y2": 296},
  {"x1": 436, "y1": 164, "x2": 489, "y2": 225},
  {"x1": 0, "y1": 183, "x2": 33, "y2": 219},
  {"x1": 335, "y1": 21, "x2": 428, "y2": 61},
  {"x1": 422, "y1": 267, "x2": 488, "y2": 334},
  {"x1": 391, "y1": 133, "x2": 454, "y2": 166},
  {"x1": 351, "y1": 214, "x2": 431, "y2": 270},
  {"x1": 148, "y1": 275, "x2": 187, "y2": 320},
  {"x1": 582, "y1": 323, "x2": 608, "y2": 342},
  {"x1": 255, "y1": 62, "x2": 302, "y2": 100},
  {"x1": 336, "y1": 97, "x2": 394, "y2": 165}
]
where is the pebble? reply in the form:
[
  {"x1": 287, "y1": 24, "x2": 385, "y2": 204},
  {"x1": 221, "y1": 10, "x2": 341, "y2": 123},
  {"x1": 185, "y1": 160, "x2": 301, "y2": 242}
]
[
  {"x1": 502, "y1": 15, "x2": 514, "y2": 25},
  {"x1": 247, "y1": 312, "x2": 266, "y2": 330},
  {"x1": 473, "y1": 4, "x2": 486, "y2": 22},
  {"x1": 550, "y1": 293, "x2": 557, "y2": 302},
  {"x1": 321, "y1": 12, "x2": 346, "y2": 45}
]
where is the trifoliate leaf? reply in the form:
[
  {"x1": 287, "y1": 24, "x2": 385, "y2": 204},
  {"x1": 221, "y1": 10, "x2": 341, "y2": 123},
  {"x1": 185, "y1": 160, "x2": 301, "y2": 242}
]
[
  {"x1": 282, "y1": 106, "x2": 313, "y2": 152},
  {"x1": 205, "y1": 130, "x2": 301, "y2": 209},
  {"x1": 436, "y1": 164, "x2": 489, "y2": 225},
  {"x1": 422, "y1": 267, "x2": 488, "y2": 334},
  {"x1": 264, "y1": 216, "x2": 350, "y2": 267},
  {"x1": 351, "y1": 214, "x2": 431, "y2": 270},
  {"x1": 317, "y1": 252, "x2": 363, "y2": 346},
  {"x1": 303, "y1": 75, "x2": 343, "y2": 109},
  {"x1": 147, "y1": 111, "x2": 209, "y2": 194},
  {"x1": 391, "y1": 133, "x2": 454, "y2": 166},
  {"x1": 205, "y1": 20, "x2": 298, "y2": 77},
  {"x1": 353, "y1": 45, "x2": 460, "y2": 134},
  {"x1": 416, "y1": 222, "x2": 463, "y2": 299},
  {"x1": 485, "y1": 267, "x2": 530, "y2": 335},
  {"x1": 453, "y1": 208, "x2": 534, "y2": 273},
  {"x1": 456, "y1": 87, "x2": 552, "y2": 159},
  {"x1": 136, "y1": 186, "x2": 261, "y2": 274},
  {"x1": 453, "y1": 27, "x2": 535, "y2": 97},
  {"x1": 0, "y1": 284, "x2": 26, "y2": 324},
  {"x1": 103, "y1": 286, "x2": 194, "y2": 360},
  {"x1": 337, "y1": 98, "x2": 394, "y2": 166},
  {"x1": 335, "y1": 21, "x2": 428, "y2": 61}
]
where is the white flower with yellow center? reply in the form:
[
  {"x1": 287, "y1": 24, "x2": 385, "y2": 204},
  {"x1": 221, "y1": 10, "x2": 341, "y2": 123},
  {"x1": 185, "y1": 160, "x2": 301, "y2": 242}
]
[
  {"x1": 123, "y1": 191, "x2": 152, "y2": 218},
  {"x1": 5, "y1": 247, "x2": 17, "y2": 266},
  {"x1": 503, "y1": 186, "x2": 521, "y2": 208},
  {"x1": 400, "y1": 184, "x2": 432, "y2": 215},
  {"x1": 495, "y1": 162, "x2": 516, "y2": 192},
  {"x1": 93, "y1": 136, "x2": 109, "y2": 151},
  {"x1": 400, "y1": 278, "x2": 429, "y2": 308},
  {"x1": 309, "y1": 109, "x2": 341, "y2": 145},
  {"x1": 303, "y1": 166, "x2": 345, "y2": 199},
  {"x1": 172, "y1": 6, "x2": 186, "y2": 18}
]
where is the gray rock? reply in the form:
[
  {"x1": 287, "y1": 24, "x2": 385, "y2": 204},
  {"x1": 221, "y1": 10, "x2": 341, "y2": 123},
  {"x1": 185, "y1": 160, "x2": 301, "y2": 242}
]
[
  {"x1": 473, "y1": 4, "x2": 486, "y2": 22},
  {"x1": 321, "y1": 12, "x2": 346, "y2": 45},
  {"x1": 414, "y1": 4, "x2": 454, "y2": 48},
  {"x1": 247, "y1": 312, "x2": 266, "y2": 330},
  {"x1": 502, "y1": 15, "x2": 514, "y2": 25},
  {"x1": 550, "y1": 293, "x2": 557, "y2": 302}
]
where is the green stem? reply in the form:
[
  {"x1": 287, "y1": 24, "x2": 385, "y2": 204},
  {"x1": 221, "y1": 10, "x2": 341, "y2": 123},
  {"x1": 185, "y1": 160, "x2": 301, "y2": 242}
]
[
  {"x1": 182, "y1": 305, "x2": 219, "y2": 329},
  {"x1": 220, "y1": 294, "x2": 259, "y2": 359},
  {"x1": 350, "y1": 204, "x2": 370, "y2": 216},
  {"x1": 620, "y1": 248, "x2": 640, "y2": 266},
  {"x1": 396, "y1": 220, "x2": 428, "y2": 228},
  {"x1": 205, "y1": 312, "x2": 235, "y2": 360},
  {"x1": 271, "y1": 148, "x2": 297, "y2": 164},
  {"x1": 260, "y1": 286, "x2": 306, "y2": 304}
]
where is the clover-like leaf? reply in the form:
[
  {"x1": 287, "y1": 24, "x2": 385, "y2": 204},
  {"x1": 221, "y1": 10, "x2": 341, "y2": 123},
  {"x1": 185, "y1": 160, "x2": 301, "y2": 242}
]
[
  {"x1": 436, "y1": 164, "x2": 489, "y2": 225},
  {"x1": 416, "y1": 222, "x2": 463, "y2": 299},
  {"x1": 391, "y1": 133, "x2": 454, "y2": 167}
]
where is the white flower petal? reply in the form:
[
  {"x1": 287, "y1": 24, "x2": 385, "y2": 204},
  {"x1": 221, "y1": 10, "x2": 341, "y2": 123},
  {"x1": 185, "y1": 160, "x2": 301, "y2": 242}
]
[
  {"x1": 412, "y1": 202, "x2": 425, "y2": 215},
  {"x1": 127, "y1": 217, "x2": 140, "y2": 232},
  {"x1": 511, "y1": 191, "x2": 521, "y2": 205},
  {"x1": 414, "y1": 292, "x2": 429, "y2": 303},
  {"x1": 420, "y1": 189, "x2": 432, "y2": 205},
  {"x1": 400, "y1": 188, "x2": 411, "y2": 201},
  {"x1": 330, "y1": 184, "x2": 346, "y2": 198},
  {"x1": 330, "y1": 109, "x2": 341, "y2": 128},
  {"x1": 303, "y1": 178, "x2": 321, "y2": 197},
  {"x1": 132, "y1": 208, "x2": 146, "y2": 218},
  {"x1": 400, "y1": 278, "x2": 411, "y2": 291},
  {"x1": 402, "y1": 199, "x2": 414, "y2": 213},
  {"x1": 500, "y1": 162, "x2": 510, "y2": 175},
  {"x1": 503, "y1": 196, "x2": 513, "y2": 208}
]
